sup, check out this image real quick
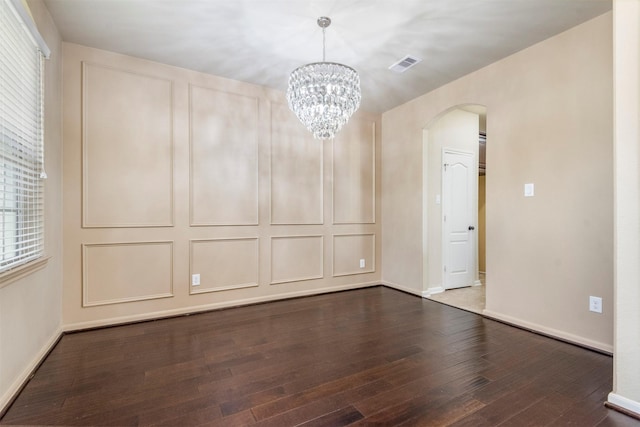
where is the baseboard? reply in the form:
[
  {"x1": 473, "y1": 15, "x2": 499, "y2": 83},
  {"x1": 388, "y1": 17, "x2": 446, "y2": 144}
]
[
  {"x1": 472, "y1": 280, "x2": 482, "y2": 286},
  {"x1": 607, "y1": 393, "x2": 640, "y2": 420},
  {"x1": 379, "y1": 280, "x2": 423, "y2": 297},
  {"x1": 423, "y1": 285, "x2": 445, "y2": 297},
  {"x1": 483, "y1": 309, "x2": 613, "y2": 354},
  {"x1": 0, "y1": 326, "x2": 63, "y2": 417},
  {"x1": 64, "y1": 281, "x2": 381, "y2": 332}
]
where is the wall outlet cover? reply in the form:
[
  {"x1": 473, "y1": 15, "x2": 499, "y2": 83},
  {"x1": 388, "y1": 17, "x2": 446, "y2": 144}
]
[{"x1": 589, "y1": 296, "x2": 602, "y2": 313}]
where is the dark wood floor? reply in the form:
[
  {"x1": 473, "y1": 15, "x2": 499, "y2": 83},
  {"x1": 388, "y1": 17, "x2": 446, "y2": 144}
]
[{"x1": 2, "y1": 286, "x2": 639, "y2": 426}]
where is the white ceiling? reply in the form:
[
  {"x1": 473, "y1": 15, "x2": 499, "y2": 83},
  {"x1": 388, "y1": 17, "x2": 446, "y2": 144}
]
[{"x1": 43, "y1": 0, "x2": 611, "y2": 113}]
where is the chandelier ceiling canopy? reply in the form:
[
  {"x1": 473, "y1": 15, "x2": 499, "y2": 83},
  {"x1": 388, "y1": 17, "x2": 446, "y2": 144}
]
[{"x1": 286, "y1": 17, "x2": 361, "y2": 140}]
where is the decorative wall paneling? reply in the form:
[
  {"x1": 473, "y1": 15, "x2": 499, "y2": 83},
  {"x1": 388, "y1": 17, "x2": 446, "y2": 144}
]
[
  {"x1": 270, "y1": 236, "x2": 324, "y2": 284},
  {"x1": 63, "y1": 43, "x2": 381, "y2": 328},
  {"x1": 82, "y1": 241, "x2": 174, "y2": 306},
  {"x1": 270, "y1": 103, "x2": 323, "y2": 225},
  {"x1": 333, "y1": 118, "x2": 376, "y2": 224},
  {"x1": 189, "y1": 85, "x2": 259, "y2": 226},
  {"x1": 189, "y1": 238, "x2": 259, "y2": 294},
  {"x1": 82, "y1": 63, "x2": 174, "y2": 228},
  {"x1": 333, "y1": 233, "x2": 376, "y2": 277}
]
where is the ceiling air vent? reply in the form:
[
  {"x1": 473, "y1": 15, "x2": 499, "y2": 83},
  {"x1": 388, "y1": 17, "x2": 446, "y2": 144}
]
[{"x1": 389, "y1": 55, "x2": 422, "y2": 73}]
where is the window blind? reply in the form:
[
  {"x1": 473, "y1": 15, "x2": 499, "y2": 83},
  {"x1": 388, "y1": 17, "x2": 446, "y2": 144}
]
[{"x1": 0, "y1": 0, "x2": 48, "y2": 273}]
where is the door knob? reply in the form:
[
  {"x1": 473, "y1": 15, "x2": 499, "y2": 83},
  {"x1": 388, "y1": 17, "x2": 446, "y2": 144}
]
[{"x1": 468, "y1": 226, "x2": 475, "y2": 231}]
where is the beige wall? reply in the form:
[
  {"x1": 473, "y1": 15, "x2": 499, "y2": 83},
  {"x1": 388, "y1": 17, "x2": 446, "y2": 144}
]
[
  {"x1": 424, "y1": 109, "x2": 479, "y2": 293},
  {"x1": 0, "y1": 0, "x2": 63, "y2": 412},
  {"x1": 382, "y1": 13, "x2": 613, "y2": 351},
  {"x1": 62, "y1": 43, "x2": 381, "y2": 329},
  {"x1": 609, "y1": 0, "x2": 640, "y2": 414}
]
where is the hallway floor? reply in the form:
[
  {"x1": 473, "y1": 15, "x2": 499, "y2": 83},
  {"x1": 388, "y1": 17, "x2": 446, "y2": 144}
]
[{"x1": 426, "y1": 273, "x2": 486, "y2": 314}]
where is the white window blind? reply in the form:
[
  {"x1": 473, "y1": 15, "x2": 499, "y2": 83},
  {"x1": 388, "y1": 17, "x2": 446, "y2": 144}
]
[{"x1": 0, "y1": 0, "x2": 48, "y2": 273}]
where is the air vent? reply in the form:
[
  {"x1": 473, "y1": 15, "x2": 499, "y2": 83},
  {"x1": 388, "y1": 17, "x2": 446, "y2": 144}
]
[{"x1": 389, "y1": 55, "x2": 422, "y2": 73}]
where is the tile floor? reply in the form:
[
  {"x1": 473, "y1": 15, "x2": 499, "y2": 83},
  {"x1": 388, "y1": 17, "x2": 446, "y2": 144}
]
[{"x1": 426, "y1": 272, "x2": 486, "y2": 314}]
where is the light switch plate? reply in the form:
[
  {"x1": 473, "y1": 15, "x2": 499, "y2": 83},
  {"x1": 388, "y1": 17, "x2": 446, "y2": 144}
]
[
  {"x1": 524, "y1": 183, "x2": 535, "y2": 197},
  {"x1": 192, "y1": 273, "x2": 200, "y2": 286},
  {"x1": 359, "y1": 259, "x2": 365, "y2": 268}
]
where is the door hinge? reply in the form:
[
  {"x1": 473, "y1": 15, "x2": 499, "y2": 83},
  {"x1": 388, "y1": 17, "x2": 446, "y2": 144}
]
[
  {"x1": 444, "y1": 265, "x2": 447, "y2": 272},
  {"x1": 444, "y1": 163, "x2": 449, "y2": 172}
]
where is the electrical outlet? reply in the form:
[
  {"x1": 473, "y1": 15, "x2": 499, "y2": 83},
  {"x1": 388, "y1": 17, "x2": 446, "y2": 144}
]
[
  {"x1": 192, "y1": 273, "x2": 200, "y2": 286},
  {"x1": 359, "y1": 259, "x2": 365, "y2": 269},
  {"x1": 589, "y1": 296, "x2": 602, "y2": 313}
]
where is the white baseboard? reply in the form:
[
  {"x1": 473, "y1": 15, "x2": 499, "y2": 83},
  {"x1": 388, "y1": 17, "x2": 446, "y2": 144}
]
[
  {"x1": 1, "y1": 326, "x2": 63, "y2": 415},
  {"x1": 379, "y1": 280, "x2": 423, "y2": 297},
  {"x1": 423, "y1": 285, "x2": 445, "y2": 297},
  {"x1": 64, "y1": 281, "x2": 381, "y2": 332},
  {"x1": 473, "y1": 280, "x2": 482, "y2": 286},
  {"x1": 608, "y1": 392, "x2": 640, "y2": 417},
  {"x1": 483, "y1": 309, "x2": 613, "y2": 353}
]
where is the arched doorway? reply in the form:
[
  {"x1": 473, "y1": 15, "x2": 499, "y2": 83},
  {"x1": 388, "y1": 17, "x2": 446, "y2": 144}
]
[{"x1": 422, "y1": 104, "x2": 487, "y2": 313}]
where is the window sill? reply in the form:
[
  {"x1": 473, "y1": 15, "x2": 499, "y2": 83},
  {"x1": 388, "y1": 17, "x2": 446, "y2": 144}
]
[{"x1": 0, "y1": 256, "x2": 51, "y2": 289}]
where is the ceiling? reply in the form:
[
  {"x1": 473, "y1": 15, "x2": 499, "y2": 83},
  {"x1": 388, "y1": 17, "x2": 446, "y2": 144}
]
[{"x1": 43, "y1": 0, "x2": 611, "y2": 114}]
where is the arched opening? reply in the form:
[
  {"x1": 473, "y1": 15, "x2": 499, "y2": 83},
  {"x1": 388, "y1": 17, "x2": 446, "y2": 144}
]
[{"x1": 422, "y1": 104, "x2": 487, "y2": 313}]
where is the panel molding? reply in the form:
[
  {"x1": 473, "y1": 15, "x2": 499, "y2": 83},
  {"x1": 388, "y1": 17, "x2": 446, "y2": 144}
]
[
  {"x1": 270, "y1": 235, "x2": 324, "y2": 284},
  {"x1": 188, "y1": 84, "x2": 259, "y2": 226},
  {"x1": 81, "y1": 61, "x2": 174, "y2": 228},
  {"x1": 332, "y1": 119, "x2": 376, "y2": 225},
  {"x1": 82, "y1": 241, "x2": 174, "y2": 307},
  {"x1": 189, "y1": 237, "x2": 259, "y2": 295},
  {"x1": 332, "y1": 233, "x2": 376, "y2": 277},
  {"x1": 269, "y1": 102, "x2": 324, "y2": 225}
]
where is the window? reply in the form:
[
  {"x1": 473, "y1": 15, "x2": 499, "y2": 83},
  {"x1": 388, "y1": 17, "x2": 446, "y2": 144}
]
[{"x1": 0, "y1": 0, "x2": 49, "y2": 275}]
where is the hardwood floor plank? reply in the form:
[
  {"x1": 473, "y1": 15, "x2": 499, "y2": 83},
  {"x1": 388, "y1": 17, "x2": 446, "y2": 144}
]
[
  {"x1": 1, "y1": 287, "x2": 636, "y2": 427},
  {"x1": 397, "y1": 393, "x2": 485, "y2": 426},
  {"x1": 253, "y1": 379, "x2": 394, "y2": 427},
  {"x1": 298, "y1": 406, "x2": 364, "y2": 426}
]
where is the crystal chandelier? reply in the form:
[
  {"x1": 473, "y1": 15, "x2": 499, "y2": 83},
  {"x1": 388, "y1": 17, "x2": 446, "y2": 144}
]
[{"x1": 287, "y1": 17, "x2": 361, "y2": 140}]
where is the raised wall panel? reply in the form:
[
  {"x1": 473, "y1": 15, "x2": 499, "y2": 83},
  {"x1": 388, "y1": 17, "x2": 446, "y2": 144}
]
[
  {"x1": 82, "y1": 62, "x2": 173, "y2": 227},
  {"x1": 333, "y1": 234, "x2": 376, "y2": 277},
  {"x1": 190, "y1": 86, "x2": 259, "y2": 226},
  {"x1": 333, "y1": 119, "x2": 376, "y2": 224},
  {"x1": 190, "y1": 238, "x2": 259, "y2": 294},
  {"x1": 271, "y1": 236, "x2": 323, "y2": 284},
  {"x1": 270, "y1": 103, "x2": 323, "y2": 224},
  {"x1": 82, "y1": 242, "x2": 173, "y2": 307}
]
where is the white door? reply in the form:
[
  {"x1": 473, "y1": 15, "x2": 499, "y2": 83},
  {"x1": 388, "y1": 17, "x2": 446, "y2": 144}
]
[{"x1": 442, "y1": 150, "x2": 475, "y2": 289}]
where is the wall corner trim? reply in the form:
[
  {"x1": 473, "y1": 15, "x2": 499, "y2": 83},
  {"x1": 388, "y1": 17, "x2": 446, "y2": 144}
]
[
  {"x1": 607, "y1": 393, "x2": 640, "y2": 420},
  {"x1": 0, "y1": 326, "x2": 63, "y2": 417}
]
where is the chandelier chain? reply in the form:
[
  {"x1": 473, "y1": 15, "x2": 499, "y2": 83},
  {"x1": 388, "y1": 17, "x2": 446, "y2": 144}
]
[{"x1": 322, "y1": 26, "x2": 326, "y2": 62}]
